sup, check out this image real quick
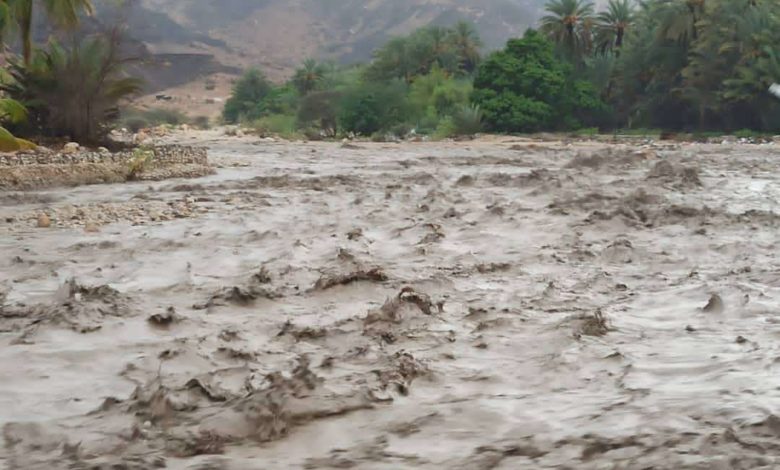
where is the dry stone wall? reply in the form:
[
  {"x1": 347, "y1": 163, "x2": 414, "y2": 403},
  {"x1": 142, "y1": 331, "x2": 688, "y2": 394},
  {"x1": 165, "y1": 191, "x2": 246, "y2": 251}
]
[
  {"x1": 0, "y1": 145, "x2": 208, "y2": 167},
  {"x1": 0, "y1": 145, "x2": 212, "y2": 190}
]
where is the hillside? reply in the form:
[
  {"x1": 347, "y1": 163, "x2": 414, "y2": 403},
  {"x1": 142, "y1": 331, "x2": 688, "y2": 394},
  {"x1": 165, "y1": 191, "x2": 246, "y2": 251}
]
[
  {"x1": 97, "y1": 0, "x2": 558, "y2": 88},
  {"x1": 93, "y1": 0, "x2": 605, "y2": 117}
]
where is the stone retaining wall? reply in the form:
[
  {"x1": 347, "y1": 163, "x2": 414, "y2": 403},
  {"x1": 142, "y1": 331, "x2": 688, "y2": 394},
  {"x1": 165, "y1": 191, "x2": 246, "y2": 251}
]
[
  {"x1": 0, "y1": 145, "x2": 213, "y2": 190},
  {"x1": 0, "y1": 145, "x2": 208, "y2": 167}
]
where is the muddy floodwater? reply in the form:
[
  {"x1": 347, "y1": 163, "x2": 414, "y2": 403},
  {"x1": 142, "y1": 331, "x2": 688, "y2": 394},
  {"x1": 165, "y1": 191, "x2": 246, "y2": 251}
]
[{"x1": 3, "y1": 133, "x2": 780, "y2": 469}]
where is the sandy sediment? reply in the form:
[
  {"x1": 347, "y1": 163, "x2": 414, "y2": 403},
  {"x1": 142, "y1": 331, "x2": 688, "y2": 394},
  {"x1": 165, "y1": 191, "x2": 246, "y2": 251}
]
[{"x1": 2, "y1": 131, "x2": 780, "y2": 469}]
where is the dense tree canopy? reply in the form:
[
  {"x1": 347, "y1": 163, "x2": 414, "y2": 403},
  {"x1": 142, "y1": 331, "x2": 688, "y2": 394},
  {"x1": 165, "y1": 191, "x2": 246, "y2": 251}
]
[
  {"x1": 365, "y1": 22, "x2": 483, "y2": 82},
  {"x1": 472, "y1": 30, "x2": 608, "y2": 132}
]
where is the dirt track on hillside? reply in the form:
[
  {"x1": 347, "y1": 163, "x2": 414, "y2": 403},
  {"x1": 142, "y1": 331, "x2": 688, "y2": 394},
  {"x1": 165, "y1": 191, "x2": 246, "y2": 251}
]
[{"x1": 3, "y1": 132, "x2": 780, "y2": 469}]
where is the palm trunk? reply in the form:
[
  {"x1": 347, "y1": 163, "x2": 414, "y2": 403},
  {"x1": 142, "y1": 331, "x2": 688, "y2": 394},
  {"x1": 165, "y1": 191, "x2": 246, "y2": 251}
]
[{"x1": 19, "y1": 0, "x2": 32, "y2": 65}]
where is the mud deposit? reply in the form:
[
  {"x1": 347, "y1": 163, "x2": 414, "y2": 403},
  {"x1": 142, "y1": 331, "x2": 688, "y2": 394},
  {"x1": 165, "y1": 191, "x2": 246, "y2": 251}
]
[{"x1": 3, "y1": 132, "x2": 780, "y2": 469}]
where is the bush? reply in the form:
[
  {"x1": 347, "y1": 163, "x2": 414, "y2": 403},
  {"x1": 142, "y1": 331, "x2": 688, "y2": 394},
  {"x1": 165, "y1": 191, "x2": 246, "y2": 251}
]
[
  {"x1": 192, "y1": 115, "x2": 211, "y2": 129},
  {"x1": 451, "y1": 104, "x2": 483, "y2": 135},
  {"x1": 433, "y1": 116, "x2": 457, "y2": 139},
  {"x1": 408, "y1": 67, "x2": 472, "y2": 122},
  {"x1": 250, "y1": 114, "x2": 299, "y2": 139},
  {"x1": 222, "y1": 69, "x2": 273, "y2": 124},
  {"x1": 118, "y1": 107, "x2": 188, "y2": 132},
  {"x1": 297, "y1": 90, "x2": 341, "y2": 137},
  {"x1": 261, "y1": 85, "x2": 300, "y2": 115},
  {"x1": 338, "y1": 81, "x2": 410, "y2": 136},
  {"x1": 4, "y1": 33, "x2": 142, "y2": 143}
]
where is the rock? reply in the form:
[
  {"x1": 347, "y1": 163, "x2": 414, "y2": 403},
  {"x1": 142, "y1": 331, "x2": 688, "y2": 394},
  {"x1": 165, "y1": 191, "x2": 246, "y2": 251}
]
[
  {"x1": 235, "y1": 129, "x2": 245, "y2": 137},
  {"x1": 62, "y1": 142, "x2": 80, "y2": 154},
  {"x1": 36, "y1": 213, "x2": 51, "y2": 228},
  {"x1": 134, "y1": 131, "x2": 149, "y2": 143},
  {"x1": 97, "y1": 147, "x2": 110, "y2": 154},
  {"x1": 84, "y1": 222, "x2": 100, "y2": 233}
]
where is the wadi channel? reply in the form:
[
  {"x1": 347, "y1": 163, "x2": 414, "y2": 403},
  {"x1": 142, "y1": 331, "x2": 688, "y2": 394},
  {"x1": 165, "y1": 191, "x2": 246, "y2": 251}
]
[{"x1": 2, "y1": 131, "x2": 780, "y2": 469}]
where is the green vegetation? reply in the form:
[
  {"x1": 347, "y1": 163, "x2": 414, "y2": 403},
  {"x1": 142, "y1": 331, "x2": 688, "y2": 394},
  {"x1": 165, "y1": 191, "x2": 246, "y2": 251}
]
[
  {"x1": 118, "y1": 107, "x2": 189, "y2": 132},
  {"x1": 223, "y1": 0, "x2": 780, "y2": 138},
  {"x1": 473, "y1": 30, "x2": 609, "y2": 133},
  {"x1": 0, "y1": 0, "x2": 147, "y2": 146},
  {"x1": 0, "y1": 98, "x2": 35, "y2": 151},
  {"x1": 222, "y1": 24, "x2": 484, "y2": 140},
  {"x1": 3, "y1": 35, "x2": 142, "y2": 142},
  {"x1": 222, "y1": 69, "x2": 273, "y2": 124},
  {"x1": 365, "y1": 22, "x2": 483, "y2": 82}
]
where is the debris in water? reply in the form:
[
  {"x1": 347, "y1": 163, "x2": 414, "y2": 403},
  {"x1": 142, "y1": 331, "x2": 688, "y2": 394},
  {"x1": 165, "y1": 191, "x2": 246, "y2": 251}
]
[
  {"x1": 702, "y1": 294, "x2": 724, "y2": 313},
  {"x1": 573, "y1": 310, "x2": 613, "y2": 338},
  {"x1": 148, "y1": 307, "x2": 179, "y2": 327},
  {"x1": 314, "y1": 267, "x2": 388, "y2": 290}
]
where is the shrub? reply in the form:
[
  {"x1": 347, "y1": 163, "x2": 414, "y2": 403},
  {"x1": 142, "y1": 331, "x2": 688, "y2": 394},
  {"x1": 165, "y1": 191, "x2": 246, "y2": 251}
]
[
  {"x1": 297, "y1": 90, "x2": 341, "y2": 137},
  {"x1": 451, "y1": 104, "x2": 483, "y2": 135},
  {"x1": 127, "y1": 147, "x2": 154, "y2": 180},
  {"x1": 0, "y1": 98, "x2": 36, "y2": 151},
  {"x1": 338, "y1": 81, "x2": 410, "y2": 136},
  {"x1": 192, "y1": 115, "x2": 211, "y2": 129},
  {"x1": 118, "y1": 107, "x2": 188, "y2": 132},
  {"x1": 433, "y1": 116, "x2": 457, "y2": 139},
  {"x1": 408, "y1": 67, "x2": 472, "y2": 121},
  {"x1": 251, "y1": 114, "x2": 299, "y2": 139}
]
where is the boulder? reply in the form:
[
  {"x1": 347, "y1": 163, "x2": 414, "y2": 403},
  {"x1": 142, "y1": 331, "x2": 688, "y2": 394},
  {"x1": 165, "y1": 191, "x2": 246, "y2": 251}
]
[{"x1": 62, "y1": 142, "x2": 80, "y2": 154}]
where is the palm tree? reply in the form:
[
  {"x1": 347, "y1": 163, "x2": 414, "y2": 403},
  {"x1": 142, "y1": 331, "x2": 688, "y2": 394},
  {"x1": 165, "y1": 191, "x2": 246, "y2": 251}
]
[
  {"x1": 10, "y1": 0, "x2": 94, "y2": 65},
  {"x1": 596, "y1": 0, "x2": 636, "y2": 55},
  {"x1": 292, "y1": 59, "x2": 327, "y2": 95},
  {"x1": 656, "y1": 0, "x2": 706, "y2": 44},
  {"x1": 447, "y1": 21, "x2": 483, "y2": 74},
  {"x1": 540, "y1": 0, "x2": 595, "y2": 57}
]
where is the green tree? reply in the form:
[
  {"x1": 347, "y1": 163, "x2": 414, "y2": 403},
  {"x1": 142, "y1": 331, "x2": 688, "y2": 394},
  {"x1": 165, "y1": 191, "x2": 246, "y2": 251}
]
[
  {"x1": 10, "y1": 0, "x2": 94, "y2": 65},
  {"x1": 656, "y1": 0, "x2": 707, "y2": 44},
  {"x1": 540, "y1": 0, "x2": 595, "y2": 58},
  {"x1": 609, "y1": 0, "x2": 691, "y2": 128},
  {"x1": 364, "y1": 24, "x2": 476, "y2": 82},
  {"x1": 472, "y1": 29, "x2": 608, "y2": 132},
  {"x1": 222, "y1": 68, "x2": 272, "y2": 123},
  {"x1": 297, "y1": 90, "x2": 341, "y2": 136},
  {"x1": 292, "y1": 59, "x2": 328, "y2": 95},
  {"x1": 688, "y1": 0, "x2": 780, "y2": 129},
  {"x1": 596, "y1": 0, "x2": 636, "y2": 54},
  {"x1": 447, "y1": 21, "x2": 483, "y2": 73}
]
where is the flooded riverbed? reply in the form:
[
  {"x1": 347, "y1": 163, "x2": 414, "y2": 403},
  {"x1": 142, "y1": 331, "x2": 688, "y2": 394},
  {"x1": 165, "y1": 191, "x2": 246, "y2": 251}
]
[{"x1": 2, "y1": 133, "x2": 780, "y2": 469}]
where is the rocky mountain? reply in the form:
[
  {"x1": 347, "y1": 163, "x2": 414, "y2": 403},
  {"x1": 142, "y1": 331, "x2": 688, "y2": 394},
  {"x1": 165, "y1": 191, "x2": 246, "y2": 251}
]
[{"x1": 93, "y1": 0, "x2": 557, "y2": 91}]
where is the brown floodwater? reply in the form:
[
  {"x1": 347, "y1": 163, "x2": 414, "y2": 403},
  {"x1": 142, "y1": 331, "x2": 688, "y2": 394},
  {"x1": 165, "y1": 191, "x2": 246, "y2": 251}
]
[{"x1": 2, "y1": 132, "x2": 780, "y2": 469}]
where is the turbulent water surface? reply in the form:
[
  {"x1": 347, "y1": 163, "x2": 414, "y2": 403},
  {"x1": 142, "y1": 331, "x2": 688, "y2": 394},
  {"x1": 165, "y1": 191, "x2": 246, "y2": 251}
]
[{"x1": 2, "y1": 133, "x2": 780, "y2": 469}]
